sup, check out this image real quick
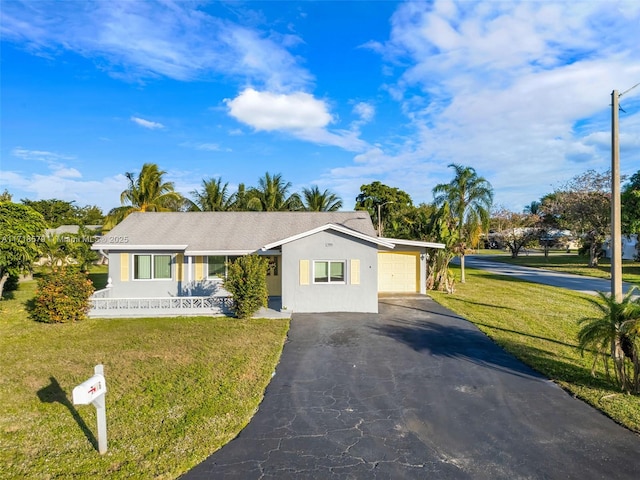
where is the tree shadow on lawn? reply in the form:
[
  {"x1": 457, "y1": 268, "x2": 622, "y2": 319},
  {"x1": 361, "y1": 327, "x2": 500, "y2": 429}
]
[
  {"x1": 496, "y1": 338, "x2": 622, "y2": 394},
  {"x1": 374, "y1": 300, "x2": 619, "y2": 393}
]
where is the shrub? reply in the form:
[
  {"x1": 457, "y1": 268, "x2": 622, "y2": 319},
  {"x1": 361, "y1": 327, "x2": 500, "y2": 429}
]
[
  {"x1": 31, "y1": 268, "x2": 95, "y2": 323},
  {"x1": 223, "y1": 255, "x2": 268, "y2": 319}
]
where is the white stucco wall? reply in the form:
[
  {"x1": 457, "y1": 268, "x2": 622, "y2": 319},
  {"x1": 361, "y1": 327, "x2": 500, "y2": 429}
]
[{"x1": 280, "y1": 230, "x2": 379, "y2": 313}]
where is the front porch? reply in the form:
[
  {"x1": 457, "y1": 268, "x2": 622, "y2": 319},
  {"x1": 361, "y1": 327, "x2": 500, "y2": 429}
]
[{"x1": 88, "y1": 289, "x2": 290, "y2": 319}]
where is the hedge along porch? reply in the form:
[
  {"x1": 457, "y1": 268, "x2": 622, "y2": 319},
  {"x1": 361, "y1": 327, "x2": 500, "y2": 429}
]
[{"x1": 91, "y1": 211, "x2": 444, "y2": 316}]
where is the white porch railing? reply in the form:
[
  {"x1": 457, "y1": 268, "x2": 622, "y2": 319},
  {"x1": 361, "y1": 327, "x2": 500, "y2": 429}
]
[{"x1": 89, "y1": 296, "x2": 233, "y2": 318}]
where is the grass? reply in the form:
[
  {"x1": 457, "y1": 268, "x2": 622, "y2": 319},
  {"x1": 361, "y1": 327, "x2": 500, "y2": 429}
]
[
  {"x1": 479, "y1": 251, "x2": 640, "y2": 286},
  {"x1": 430, "y1": 266, "x2": 640, "y2": 432},
  {"x1": 0, "y1": 278, "x2": 289, "y2": 479}
]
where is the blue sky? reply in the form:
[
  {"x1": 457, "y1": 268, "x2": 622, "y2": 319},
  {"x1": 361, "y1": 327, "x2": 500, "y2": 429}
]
[{"x1": 1, "y1": 0, "x2": 639, "y2": 214}]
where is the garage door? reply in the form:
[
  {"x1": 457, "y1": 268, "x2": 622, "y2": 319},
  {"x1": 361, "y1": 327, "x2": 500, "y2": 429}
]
[{"x1": 378, "y1": 252, "x2": 419, "y2": 293}]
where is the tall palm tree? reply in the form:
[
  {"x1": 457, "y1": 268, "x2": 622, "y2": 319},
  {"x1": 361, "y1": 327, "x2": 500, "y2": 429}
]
[
  {"x1": 302, "y1": 185, "x2": 342, "y2": 211},
  {"x1": 433, "y1": 164, "x2": 493, "y2": 283},
  {"x1": 104, "y1": 163, "x2": 184, "y2": 229},
  {"x1": 247, "y1": 172, "x2": 302, "y2": 211},
  {"x1": 191, "y1": 178, "x2": 231, "y2": 211},
  {"x1": 578, "y1": 288, "x2": 640, "y2": 393}
]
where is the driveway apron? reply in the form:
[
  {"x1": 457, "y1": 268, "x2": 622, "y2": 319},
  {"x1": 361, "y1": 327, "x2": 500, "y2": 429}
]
[{"x1": 182, "y1": 296, "x2": 640, "y2": 479}]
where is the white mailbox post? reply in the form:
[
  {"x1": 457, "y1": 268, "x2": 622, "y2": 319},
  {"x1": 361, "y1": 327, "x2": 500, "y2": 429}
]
[{"x1": 73, "y1": 364, "x2": 108, "y2": 454}]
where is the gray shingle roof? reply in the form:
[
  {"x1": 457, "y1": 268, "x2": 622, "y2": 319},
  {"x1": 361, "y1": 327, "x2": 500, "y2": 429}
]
[{"x1": 94, "y1": 211, "x2": 376, "y2": 253}]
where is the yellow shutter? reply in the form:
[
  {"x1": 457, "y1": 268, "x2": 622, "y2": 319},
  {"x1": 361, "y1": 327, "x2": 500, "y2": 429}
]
[
  {"x1": 195, "y1": 256, "x2": 204, "y2": 281},
  {"x1": 299, "y1": 260, "x2": 309, "y2": 285},
  {"x1": 350, "y1": 259, "x2": 360, "y2": 285},
  {"x1": 120, "y1": 253, "x2": 129, "y2": 282},
  {"x1": 176, "y1": 254, "x2": 184, "y2": 282}
]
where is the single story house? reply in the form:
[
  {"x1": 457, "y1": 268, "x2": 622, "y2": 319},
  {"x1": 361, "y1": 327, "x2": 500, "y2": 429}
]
[{"x1": 90, "y1": 211, "x2": 444, "y2": 317}]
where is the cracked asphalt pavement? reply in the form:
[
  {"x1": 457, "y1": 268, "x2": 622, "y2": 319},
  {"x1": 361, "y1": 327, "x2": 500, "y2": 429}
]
[{"x1": 182, "y1": 296, "x2": 640, "y2": 479}]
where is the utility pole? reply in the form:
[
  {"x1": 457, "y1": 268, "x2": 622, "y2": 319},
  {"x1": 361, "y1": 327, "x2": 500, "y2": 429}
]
[
  {"x1": 611, "y1": 82, "x2": 640, "y2": 302},
  {"x1": 611, "y1": 89, "x2": 622, "y2": 302}
]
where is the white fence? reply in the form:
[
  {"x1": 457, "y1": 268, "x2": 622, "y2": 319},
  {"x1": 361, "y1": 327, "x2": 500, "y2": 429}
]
[{"x1": 89, "y1": 295, "x2": 233, "y2": 318}]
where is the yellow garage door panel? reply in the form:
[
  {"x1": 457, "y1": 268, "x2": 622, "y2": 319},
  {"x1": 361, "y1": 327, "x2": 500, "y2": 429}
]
[{"x1": 378, "y1": 252, "x2": 419, "y2": 292}]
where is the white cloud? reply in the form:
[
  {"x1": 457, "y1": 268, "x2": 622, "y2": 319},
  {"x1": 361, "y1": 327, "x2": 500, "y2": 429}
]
[
  {"x1": 351, "y1": 102, "x2": 375, "y2": 132},
  {"x1": 226, "y1": 88, "x2": 332, "y2": 131},
  {"x1": 0, "y1": 1, "x2": 311, "y2": 90},
  {"x1": 226, "y1": 88, "x2": 369, "y2": 152},
  {"x1": 131, "y1": 116, "x2": 164, "y2": 129},
  {"x1": 11, "y1": 147, "x2": 75, "y2": 162}
]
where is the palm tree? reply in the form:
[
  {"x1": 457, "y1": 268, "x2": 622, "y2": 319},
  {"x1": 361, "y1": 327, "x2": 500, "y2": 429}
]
[
  {"x1": 247, "y1": 172, "x2": 302, "y2": 211},
  {"x1": 578, "y1": 288, "x2": 640, "y2": 393},
  {"x1": 302, "y1": 185, "x2": 342, "y2": 211},
  {"x1": 104, "y1": 163, "x2": 184, "y2": 229},
  {"x1": 191, "y1": 178, "x2": 231, "y2": 211},
  {"x1": 433, "y1": 164, "x2": 493, "y2": 283}
]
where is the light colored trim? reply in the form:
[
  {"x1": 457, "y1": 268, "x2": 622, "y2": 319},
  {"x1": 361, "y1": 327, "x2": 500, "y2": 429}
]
[
  {"x1": 350, "y1": 259, "x2": 360, "y2": 285},
  {"x1": 379, "y1": 237, "x2": 445, "y2": 249},
  {"x1": 299, "y1": 260, "x2": 309, "y2": 285},
  {"x1": 262, "y1": 223, "x2": 395, "y2": 250},
  {"x1": 186, "y1": 249, "x2": 254, "y2": 256},
  {"x1": 91, "y1": 244, "x2": 188, "y2": 251},
  {"x1": 312, "y1": 260, "x2": 347, "y2": 285},
  {"x1": 120, "y1": 253, "x2": 129, "y2": 282},
  {"x1": 131, "y1": 253, "x2": 174, "y2": 281}
]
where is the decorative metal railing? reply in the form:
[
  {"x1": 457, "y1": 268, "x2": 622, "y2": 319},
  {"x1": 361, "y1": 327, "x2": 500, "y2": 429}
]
[{"x1": 88, "y1": 295, "x2": 233, "y2": 317}]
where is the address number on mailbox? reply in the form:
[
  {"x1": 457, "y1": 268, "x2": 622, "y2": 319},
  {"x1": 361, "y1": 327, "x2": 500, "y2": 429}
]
[{"x1": 72, "y1": 374, "x2": 107, "y2": 405}]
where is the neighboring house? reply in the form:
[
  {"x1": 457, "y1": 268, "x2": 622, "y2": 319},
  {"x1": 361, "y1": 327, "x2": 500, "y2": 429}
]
[
  {"x1": 603, "y1": 234, "x2": 639, "y2": 261},
  {"x1": 90, "y1": 212, "x2": 444, "y2": 317}
]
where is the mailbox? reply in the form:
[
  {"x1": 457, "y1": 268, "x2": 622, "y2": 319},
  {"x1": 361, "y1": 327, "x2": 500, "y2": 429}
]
[{"x1": 72, "y1": 374, "x2": 107, "y2": 405}]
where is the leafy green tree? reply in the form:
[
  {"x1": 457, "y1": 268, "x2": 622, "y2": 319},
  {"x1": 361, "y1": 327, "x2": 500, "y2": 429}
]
[
  {"x1": 20, "y1": 198, "x2": 103, "y2": 227},
  {"x1": 355, "y1": 181, "x2": 414, "y2": 237},
  {"x1": 0, "y1": 202, "x2": 47, "y2": 298},
  {"x1": 229, "y1": 183, "x2": 250, "y2": 211},
  {"x1": 302, "y1": 185, "x2": 342, "y2": 211},
  {"x1": 433, "y1": 164, "x2": 493, "y2": 283},
  {"x1": 224, "y1": 255, "x2": 269, "y2": 319},
  {"x1": 542, "y1": 170, "x2": 610, "y2": 267},
  {"x1": 0, "y1": 190, "x2": 12, "y2": 202},
  {"x1": 424, "y1": 203, "x2": 459, "y2": 293},
  {"x1": 191, "y1": 177, "x2": 232, "y2": 211},
  {"x1": 104, "y1": 163, "x2": 184, "y2": 229},
  {"x1": 40, "y1": 227, "x2": 99, "y2": 273},
  {"x1": 247, "y1": 172, "x2": 302, "y2": 211},
  {"x1": 578, "y1": 288, "x2": 640, "y2": 394},
  {"x1": 523, "y1": 200, "x2": 541, "y2": 215},
  {"x1": 622, "y1": 170, "x2": 640, "y2": 234},
  {"x1": 491, "y1": 210, "x2": 541, "y2": 258}
]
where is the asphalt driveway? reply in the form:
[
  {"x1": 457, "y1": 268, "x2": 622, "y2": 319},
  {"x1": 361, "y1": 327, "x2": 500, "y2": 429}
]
[{"x1": 183, "y1": 296, "x2": 640, "y2": 479}]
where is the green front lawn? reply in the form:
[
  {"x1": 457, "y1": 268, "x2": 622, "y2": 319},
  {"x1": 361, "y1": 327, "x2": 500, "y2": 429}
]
[
  {"x1": 482, "y1": 252, "x2": 640, "y2": 286},
  {"x1": 430, "y1": 266, "x2": 640, "y2": 432},
  {"x1": 0, "y1": 280, "x2": 289, "y2": 479}
]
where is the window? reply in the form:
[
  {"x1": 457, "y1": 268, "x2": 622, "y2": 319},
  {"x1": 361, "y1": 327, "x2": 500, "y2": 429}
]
[
  {"x1": 207, "y1": 256, "x2": 225, "y2": 278},
  {"x1": 207, "y1": 255, "x2": 240, "y2": 279},
  {"x1": 134, "y1": 254, "x2": 172, "y2": 280},
  {"x1": 313, "y1": 260, "x2": 345, "y2": 284}
]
